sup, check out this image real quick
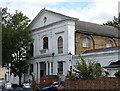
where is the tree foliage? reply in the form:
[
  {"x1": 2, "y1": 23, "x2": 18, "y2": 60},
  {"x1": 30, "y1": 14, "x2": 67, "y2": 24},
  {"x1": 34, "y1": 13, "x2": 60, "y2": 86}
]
[
  {"x1": 2, "y1": 8, "x2": 31, "y2": 85},
  {"x1": 114, "y1": 70, "x2": 120, "y2": 77},
  {"x1": 103, "y1": 13, "x2": 120, "y2": 29},
  {"x1": 2, "y1": 8, "x2": 13, "y2": 64},
  {"x1": 66, "y1": 57, "x2": 103, "y2": 80},
  {"x1": 74, "y1": 57, "x2": 102, "y2": 79}
]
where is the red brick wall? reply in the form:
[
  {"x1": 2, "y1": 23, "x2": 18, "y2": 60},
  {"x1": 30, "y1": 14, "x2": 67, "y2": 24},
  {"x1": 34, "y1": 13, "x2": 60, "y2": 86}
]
[
  {"x1": 65, "y1": 77, "x2": 120, "y2": 91},
  {"x1": 40, "y1": 76, "x2": 59, "y2": 87}
]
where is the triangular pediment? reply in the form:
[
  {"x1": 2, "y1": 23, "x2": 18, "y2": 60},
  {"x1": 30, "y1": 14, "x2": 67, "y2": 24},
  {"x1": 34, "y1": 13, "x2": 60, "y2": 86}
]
[{"x1": 29, "y1": 9, "x2": 78, "y2": 30}]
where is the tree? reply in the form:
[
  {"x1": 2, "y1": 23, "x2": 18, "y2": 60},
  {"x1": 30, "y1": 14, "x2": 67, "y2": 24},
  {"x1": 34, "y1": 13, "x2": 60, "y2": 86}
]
[
  {"x1": 2, "y1": 8, "x2": 31, "y2": 85},
  {"x1": 66, "y1": 56, "x2": 103, "y2": 80},
  {"x1": 103, "y1": 13, "x2": 120, "y2": 29},
  {"x1": 2, "y1": 8, "x2": 14, "y2": 65},
  {"x1": 74, "y1": 57, "x2": 102, "y2": 79}
]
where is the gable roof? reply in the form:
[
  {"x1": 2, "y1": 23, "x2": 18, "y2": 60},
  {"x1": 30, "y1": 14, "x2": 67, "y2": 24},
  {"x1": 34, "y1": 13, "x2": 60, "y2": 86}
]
[
  {"x1": 75, "y1": 20, "x2": 120, "y2": 39},
  {"x1": 29, "y1": 8, "x2": 78, "y2": 27}
]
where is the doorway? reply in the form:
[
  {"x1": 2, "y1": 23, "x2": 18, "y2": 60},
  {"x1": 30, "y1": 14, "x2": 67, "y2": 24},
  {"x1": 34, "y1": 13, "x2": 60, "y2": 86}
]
[{"x1": 40, "y1": 62, "x2": 46, "y2": 78}]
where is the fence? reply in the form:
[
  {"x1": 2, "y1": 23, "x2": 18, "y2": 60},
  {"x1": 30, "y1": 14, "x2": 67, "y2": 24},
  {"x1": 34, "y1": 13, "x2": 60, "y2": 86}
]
[{"x1": 65, "y1": 77, "x2": 120, "y2": 91}]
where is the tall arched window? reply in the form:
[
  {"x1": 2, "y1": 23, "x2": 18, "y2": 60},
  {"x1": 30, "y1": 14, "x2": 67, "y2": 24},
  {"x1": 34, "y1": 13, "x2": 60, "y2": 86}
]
[
  {"x1": 30, "y1": 43, "x2": 34, "y2": 57},
  {"x1": 106, "y1": 40, "x2": 113, "y2": 48},
  {"x1": 43, "y1": 37, "x2": 48, "y2": 49},
  {"x1": 82, "y1": 37, "x2": 90, "y2": 48},
  {"x1": 58, "y1": 36, "x2": 63, "y2": 53}
]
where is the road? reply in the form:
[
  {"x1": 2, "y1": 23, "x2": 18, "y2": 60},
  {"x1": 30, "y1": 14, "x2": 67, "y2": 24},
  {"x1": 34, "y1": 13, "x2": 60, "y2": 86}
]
[{"x1": 1, "y1": 88, "x2": 37, "y2": 91}]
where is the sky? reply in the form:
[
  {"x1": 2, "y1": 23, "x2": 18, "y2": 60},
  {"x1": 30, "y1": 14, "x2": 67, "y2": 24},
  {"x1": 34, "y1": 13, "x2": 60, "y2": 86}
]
[{"x1": 0, "y1": 0, "x2": 120, "y2": 24}]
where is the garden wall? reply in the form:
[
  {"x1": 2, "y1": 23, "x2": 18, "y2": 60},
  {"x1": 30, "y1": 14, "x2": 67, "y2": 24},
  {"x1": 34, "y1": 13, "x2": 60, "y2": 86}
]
[{"x1": 65, "y1": 77, "x2": 120, "y2": 91}]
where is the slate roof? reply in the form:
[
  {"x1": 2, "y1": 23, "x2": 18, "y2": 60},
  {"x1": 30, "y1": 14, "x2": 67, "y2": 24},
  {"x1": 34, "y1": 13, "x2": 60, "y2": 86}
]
[
  {"x1": 75, "y1": 20, "x2": 120, "y2": 39},
  {"x1": 82, "y1": 46, "x2": 120, "y2": 54}
]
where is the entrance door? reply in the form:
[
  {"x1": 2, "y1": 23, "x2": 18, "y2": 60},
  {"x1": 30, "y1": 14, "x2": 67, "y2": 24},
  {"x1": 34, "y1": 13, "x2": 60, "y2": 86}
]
[
  {"x1": 40, "y1": 70, "x2": 44, "y2": 77},
  {"x1": 40, "y1": 62, "x2": 46, "y2": 77}
]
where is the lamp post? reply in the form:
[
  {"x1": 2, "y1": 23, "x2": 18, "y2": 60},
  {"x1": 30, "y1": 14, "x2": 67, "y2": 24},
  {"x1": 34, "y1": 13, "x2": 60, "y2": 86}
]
[
  {"x1": 7, "y1": 63, "x2": 11, "y2": 82},
  {"x1": 68, "y1": 52, "x2": 72, "y2": 74}
]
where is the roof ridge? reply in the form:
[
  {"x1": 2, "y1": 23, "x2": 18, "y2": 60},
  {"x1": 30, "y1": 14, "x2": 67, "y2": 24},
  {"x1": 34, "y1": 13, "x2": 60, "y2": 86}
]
[
  {"x1": 77, "y1": 20, "x2": 118, "y2": 30},
  {"x1": 43, "y1": 8, "x2": 78, "y2": 20}
]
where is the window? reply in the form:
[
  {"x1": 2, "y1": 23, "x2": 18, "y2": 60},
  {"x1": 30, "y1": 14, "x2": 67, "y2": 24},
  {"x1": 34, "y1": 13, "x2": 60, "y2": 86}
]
[
  {"x1": 106, "y1": 40, "x2": 113, "y2": 47},
  {"x1": 51, "y1": 62, "x2": 53, "y2": 75},
  {"x1": 30, "y1": 64, "x2": 33, "y2": 75},
  {"x1": 30, "y1": 43, "x2": 34, "y2": 57},
  {"x1": 44, "y1": 17, "x2": 47, "y2": 23},
  {"x1": 82, "y1": 37, "x2": 90, "y2": 48},
  {"x1": 43, "y1": 37, "x2": 48, "y2": 49},
  {"x1": 58, "y1": 62, "x2": 63, "y2": 74},
  {"x1": 58, "y1": 36, "x2": 63, "y2": 53}
]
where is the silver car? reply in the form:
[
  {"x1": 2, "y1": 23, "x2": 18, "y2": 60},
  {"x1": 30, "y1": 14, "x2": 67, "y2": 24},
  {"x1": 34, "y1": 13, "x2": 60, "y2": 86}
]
[
  {"x1": 22, "y1": 82, "x2": 31, "y2": 88},
  {"x1": 5, "y1": 82, "x2": 12, "y2": 89}
]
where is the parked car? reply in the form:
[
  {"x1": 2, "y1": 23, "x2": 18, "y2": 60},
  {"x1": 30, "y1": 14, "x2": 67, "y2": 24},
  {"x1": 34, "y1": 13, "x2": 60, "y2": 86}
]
[
  {"x1": 0, "y1": 80, "x2": 5, "y2": 90},
  {"x1": 57, "y1": 81, "x2": 64, "y2": 91},
  {"x1": 12, "y1": 84, "x2": 23, "y2": 89},
  {"x1": 22, "y1": 81, "x2": 31, "y2": 89},
  {"x1": 40, "y1": 81, "x2": 59, "y2": 91},
  {"x1": 5, "y1": 82, "x2": 12, "y2": 89},
  {"x1": 40, "y1": 81, "x2": 64, "y2": 91}
]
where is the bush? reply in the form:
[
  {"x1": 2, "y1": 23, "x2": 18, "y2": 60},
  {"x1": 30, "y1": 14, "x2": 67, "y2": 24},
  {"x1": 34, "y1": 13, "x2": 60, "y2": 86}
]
[
  {"x1": 66, "y1": 71, "x2": 76, "y2": 80},
  {"x1": 114, "y1": 70, "x2": 120, "y2": 77},
  {"x1": 66, "y1": 56, "x2": 103, "y2": 80}
]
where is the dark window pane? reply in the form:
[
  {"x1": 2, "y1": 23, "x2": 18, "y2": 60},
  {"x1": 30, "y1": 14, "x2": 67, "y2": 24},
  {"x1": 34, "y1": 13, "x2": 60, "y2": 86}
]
[
  {"x1": 58, "y1": 36, "x2": 63, "y2": 53},
  {"x1": 30, "y1": 64, "x2": 33, "y2": 75},
  {"x1": 43, "y1": 37, "x2": 48, "y2": 49},
  {"x1": 30, "y1": 43, "x2": 34, "y2": 57},
  {"x1": 58, "y1": 62, "x2": 63, "y2": 74}
]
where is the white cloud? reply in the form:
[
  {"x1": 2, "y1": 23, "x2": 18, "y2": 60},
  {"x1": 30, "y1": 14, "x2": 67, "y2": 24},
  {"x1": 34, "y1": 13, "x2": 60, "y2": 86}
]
[
  {"x1": 0, "y1": 0, "x2": 119, "y2": 24},
  {"x1": 51, "y1": 0, "x2": 119, "y2": 24}
]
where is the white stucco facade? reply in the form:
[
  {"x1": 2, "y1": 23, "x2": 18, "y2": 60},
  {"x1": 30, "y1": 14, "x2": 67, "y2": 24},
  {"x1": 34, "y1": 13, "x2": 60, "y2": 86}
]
[
  {"x1": 4, "y1": 9, "x2": 120, "y2": 85},
  {"x1": 25, "y1": 9, "x2": 76, "y2": 83},
  {"x1": 24, "y1": 9, "x2": 120, "y2": 83}
]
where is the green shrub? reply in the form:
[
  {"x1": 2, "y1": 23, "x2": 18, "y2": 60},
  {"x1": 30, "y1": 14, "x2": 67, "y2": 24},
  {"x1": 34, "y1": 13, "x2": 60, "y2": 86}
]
[
  {"x1": 114, "y1": 70, "x2": 120, "y2": 77},
  {"x1": 66, "y1": 56, "x2": 103, "y2": 80}
]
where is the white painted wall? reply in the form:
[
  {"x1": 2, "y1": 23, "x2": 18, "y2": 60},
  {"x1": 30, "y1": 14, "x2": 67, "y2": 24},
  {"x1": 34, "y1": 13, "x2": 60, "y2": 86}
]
[
  {"x1": 82, "y1": 50, "x2": 119, "y2": 67},
  {"x1": 30, "y1": 11, "x2": 66, "y2": 30},
  {"x1": 27, "y1": 10, "x2": 76, "y2": 82},
  {"x1": 32, "y1": 20, "x2": 75, "y2": 57},
  {"x1": 67, "y1": 21, "x2": 75, "y2": 55},
  {"x1": 27, "y1": 54, "x2": 72, "y2": 82},
  {"x1": 81, "y1": 50, "x2": 120, "y2": 77}
]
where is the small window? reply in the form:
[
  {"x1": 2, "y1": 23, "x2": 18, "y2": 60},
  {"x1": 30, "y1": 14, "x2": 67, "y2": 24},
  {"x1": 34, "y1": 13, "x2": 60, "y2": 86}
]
[
  {"x1": 106, "y1": 40, "x2": 113, "y2": 47},
  {"x1": 43, "y1": 37, "x2": 48, "y2": 49},
  {"x1": 58, "y1": 62, "x2": 63, "y2": 74},
  {"x1": 44, "y1": 17, "x2": 47, "y2": 23},
  {"x1": 58, "y1": 36, "x2": 63, "y2": 53},
  {"x1": 82, "y1": 37, "x2": 90, "y2": 48}
]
